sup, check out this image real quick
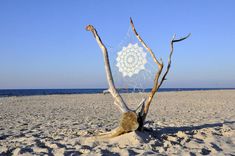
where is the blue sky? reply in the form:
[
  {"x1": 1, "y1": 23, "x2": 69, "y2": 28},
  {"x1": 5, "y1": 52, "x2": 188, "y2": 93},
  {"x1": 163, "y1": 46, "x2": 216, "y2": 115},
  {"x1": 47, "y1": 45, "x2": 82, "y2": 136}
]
[{"x1": 0, "y1": 0, "x2": 235, "y2": 89}]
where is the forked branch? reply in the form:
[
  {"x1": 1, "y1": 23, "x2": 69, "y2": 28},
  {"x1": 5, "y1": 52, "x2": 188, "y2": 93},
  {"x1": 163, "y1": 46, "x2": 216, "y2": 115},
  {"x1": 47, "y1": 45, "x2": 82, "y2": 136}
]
[
  {"x1": 86, "y1": 25, "x2": 130, "y2": 113},
  {"x1": 144, "y1": 33, "x2": 190, "y2": 116},
  {"x1": 130, "y1": 18, "x2": 190, "y2": 122},
  {"x1": 130, "y1": 18, "x2": 163, "y2": 116},
  {"x1": 158, "y1": 33, "x2": 191, "y2": 88},
  {"x1": 85, "y1": 20, "x2": 190, "y2": 133}
]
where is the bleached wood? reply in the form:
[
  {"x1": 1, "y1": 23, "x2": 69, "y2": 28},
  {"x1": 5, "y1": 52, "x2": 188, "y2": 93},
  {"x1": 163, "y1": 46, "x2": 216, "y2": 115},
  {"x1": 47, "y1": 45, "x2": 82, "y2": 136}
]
[
  {"x1": 86, "y1": 25, "x2": 130, "y2": 113},
  {"x1": 130, "y1": 18, "x2": 190, "y2": 127},
  {"x1": 143, "y1": 33, "x2": 190, "y2": 115},
  {"x1": 134, "y1": 98, "x2": 146, "y2": 112},
  {"x1": 130, "y1": 18, "x2": 162, "y2": 68},
  {"x1": 130, "y1": 18, "x2": 163, "y2": 116},
  {"x1": 86, "y1": 20, "x2": 190, "y2": 132},
  {"x1": 158, "y1": 33, "x2": 191, "y2": 88}
]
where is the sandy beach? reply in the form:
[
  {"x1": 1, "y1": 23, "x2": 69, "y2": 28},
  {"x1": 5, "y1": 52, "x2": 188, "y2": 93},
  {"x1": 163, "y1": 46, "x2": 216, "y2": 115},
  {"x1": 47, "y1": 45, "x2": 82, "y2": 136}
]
[{"x1": 0, "y1": 90, "x2": 235, "y2": 155}]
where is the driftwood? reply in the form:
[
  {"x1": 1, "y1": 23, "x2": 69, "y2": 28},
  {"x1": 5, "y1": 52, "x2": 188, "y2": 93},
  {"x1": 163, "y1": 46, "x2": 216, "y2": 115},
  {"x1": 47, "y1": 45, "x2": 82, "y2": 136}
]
[
  {"x1": 130, "y1": 18, "x2": 191, "y2": 129},
  {"x1": 86, "y1": 25, "x2": 139, "y2": 140},
  {"x1": 85, "y1": 19, "x2": 190, "y2": 140}
]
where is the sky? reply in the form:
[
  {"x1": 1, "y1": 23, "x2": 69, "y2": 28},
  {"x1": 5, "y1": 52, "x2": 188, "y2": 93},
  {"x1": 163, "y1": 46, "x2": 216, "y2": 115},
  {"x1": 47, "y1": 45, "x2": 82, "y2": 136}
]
[{"x1": 0, "y1": 0, "x2": 235, "y2": 89}]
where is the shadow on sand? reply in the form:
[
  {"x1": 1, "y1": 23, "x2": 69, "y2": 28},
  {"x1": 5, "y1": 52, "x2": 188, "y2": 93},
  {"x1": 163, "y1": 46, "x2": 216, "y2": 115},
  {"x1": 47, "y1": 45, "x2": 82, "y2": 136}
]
[{"x1": 135, "y1": 120, "x2": 235, "y2": 144}]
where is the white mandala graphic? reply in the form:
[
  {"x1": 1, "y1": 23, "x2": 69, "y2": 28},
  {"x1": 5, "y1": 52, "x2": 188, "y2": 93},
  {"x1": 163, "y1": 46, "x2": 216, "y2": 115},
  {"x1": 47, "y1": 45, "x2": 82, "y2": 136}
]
[{"x1": 116, "y1": 43, "x2": 147, "y2": 77}]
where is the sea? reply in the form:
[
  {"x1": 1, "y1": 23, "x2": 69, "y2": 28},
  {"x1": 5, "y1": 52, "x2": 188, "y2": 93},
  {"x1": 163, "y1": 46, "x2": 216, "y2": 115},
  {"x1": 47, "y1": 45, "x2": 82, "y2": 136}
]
[{"x1": 0, "y1": 88, "x2": 234, "y2": 97}]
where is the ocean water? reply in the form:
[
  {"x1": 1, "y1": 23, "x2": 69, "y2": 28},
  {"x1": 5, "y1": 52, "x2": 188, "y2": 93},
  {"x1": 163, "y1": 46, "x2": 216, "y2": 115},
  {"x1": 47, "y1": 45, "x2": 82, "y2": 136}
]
[{"x1": 0, "y1": 88, "x2": 234, "y2": 97}]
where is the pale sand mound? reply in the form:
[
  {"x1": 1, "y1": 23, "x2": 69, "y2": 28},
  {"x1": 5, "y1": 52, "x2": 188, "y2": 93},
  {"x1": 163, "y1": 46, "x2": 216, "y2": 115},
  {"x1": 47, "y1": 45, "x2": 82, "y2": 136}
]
[{"x1": 0, "y1": 90, "x2": 235, "y2": 155}]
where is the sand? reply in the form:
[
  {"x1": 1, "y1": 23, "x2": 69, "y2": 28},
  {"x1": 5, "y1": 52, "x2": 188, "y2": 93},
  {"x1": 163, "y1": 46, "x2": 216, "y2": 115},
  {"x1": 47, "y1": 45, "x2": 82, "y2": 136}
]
[{"x1": 0, "y1": 90, "x2": 235, "y2": 155}]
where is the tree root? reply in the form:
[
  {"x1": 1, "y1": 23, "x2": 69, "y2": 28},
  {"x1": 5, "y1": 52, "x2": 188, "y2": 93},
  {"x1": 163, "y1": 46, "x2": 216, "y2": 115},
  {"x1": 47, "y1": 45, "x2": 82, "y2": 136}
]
[{"x1": 83, "y1": 111, "x2": 139, "y2": 143}]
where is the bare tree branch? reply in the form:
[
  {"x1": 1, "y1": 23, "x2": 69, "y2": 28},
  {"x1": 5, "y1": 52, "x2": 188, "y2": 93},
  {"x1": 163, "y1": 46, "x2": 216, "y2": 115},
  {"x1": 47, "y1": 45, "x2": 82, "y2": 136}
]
[
  {"x1": 143, "y1": 65, "x2": 164, "y2": 114},
  {"x1": 130, "y1": 18, "x2": 162, "y2": 68},
  {"x1": 130, "y1": 18, "x2": 164, "y2": 115},
  {"x1": 143, "y1": 33, "x2": 191, "y2": 116},
  {"x1": 158, "y1": 33, "x2": 191, "y2": 88},
  {"x1": 85, "y1": 21, "x2": 190, "y2": 133},
  {"x1": 143, "y1": 33, "x2": 191, "y2": 115},
  {"x1": 172, "y1": 33, "x2": 191, "y2": 43},
  {"x1": 134, "y1": 98, "x2": 146, "y2": 112},
  {"x1": 86, "y1": 25, "x2": 130, "y2": 113},
  {"x1": 130, "y1": 18, "x2": 191, "y2": 128}
]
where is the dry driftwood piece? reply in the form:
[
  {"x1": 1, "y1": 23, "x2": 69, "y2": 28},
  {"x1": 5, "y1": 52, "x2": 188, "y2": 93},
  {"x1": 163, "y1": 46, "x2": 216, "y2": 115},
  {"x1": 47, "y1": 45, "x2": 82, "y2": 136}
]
[
  {"x1": 130, "y1": 18, "x2": 191, "y2": 129},
  {"x1": 85, "y1": 19, "x2": 190, "y2": 140},
  {"x1": 86, "y1": 25, "x2": 139, "y2": 140}
]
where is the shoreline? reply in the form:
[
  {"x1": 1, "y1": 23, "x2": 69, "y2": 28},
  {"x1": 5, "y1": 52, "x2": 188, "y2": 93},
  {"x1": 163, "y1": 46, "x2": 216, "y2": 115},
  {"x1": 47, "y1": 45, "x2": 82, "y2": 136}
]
[{"x1": 0, "y1": 88, "x2": 235, "y2": 98}]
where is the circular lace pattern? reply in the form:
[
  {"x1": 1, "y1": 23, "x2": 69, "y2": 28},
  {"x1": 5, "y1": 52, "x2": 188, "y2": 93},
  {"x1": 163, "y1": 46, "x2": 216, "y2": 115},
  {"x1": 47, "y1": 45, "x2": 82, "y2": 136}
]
[{"x1": 116, "y1": 43, "x2": 147, "y2": 77}]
